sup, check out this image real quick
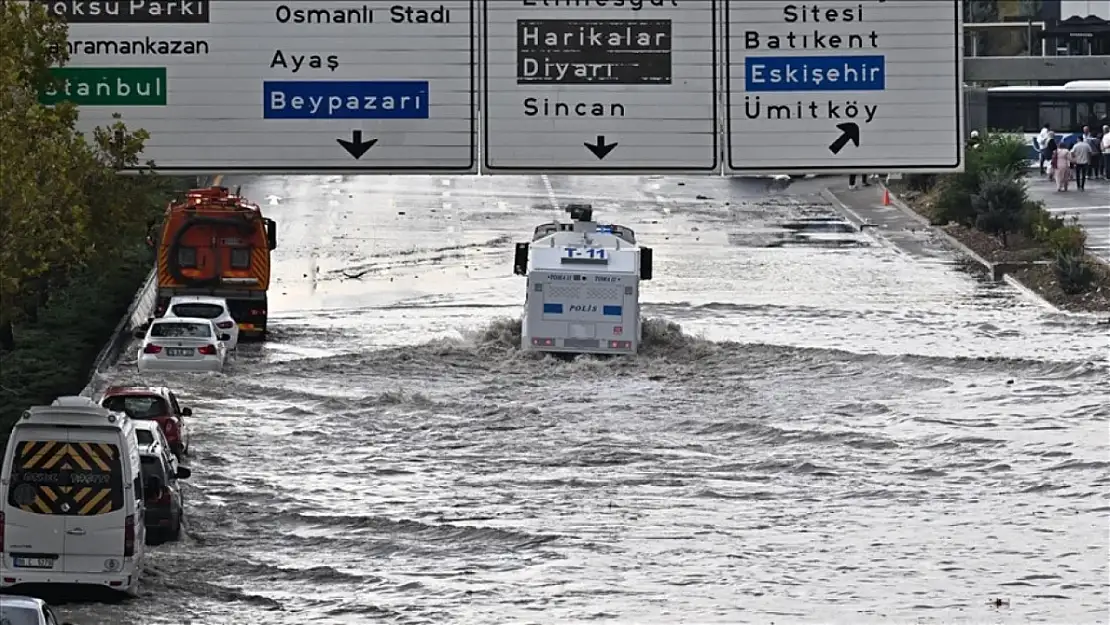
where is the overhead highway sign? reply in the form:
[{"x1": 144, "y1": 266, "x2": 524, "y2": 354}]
[
  {"x1": 37, "y1": 0, "x2": 478, "y2": 174},
  {"x1": 723, "y1": 0, "x2": 964, "y2": 175},
  {"x1": 482, "y1": 0, "x2": 719, "y2": 174}
]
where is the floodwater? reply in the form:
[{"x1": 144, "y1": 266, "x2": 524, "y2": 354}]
[{"x1": 62, "y1": 174, "x2": 1108, "y2": 625}]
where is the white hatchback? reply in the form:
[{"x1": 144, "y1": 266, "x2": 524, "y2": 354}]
[
  {"x1": 161, "y1": 295, "x2": 240, "y2": 349},
  {"x1": 0, "y1": 595, "x2": 75, "y2": 625},
  {"x1": 136, "y1": 318, "x2": 229, "y2": 373}
]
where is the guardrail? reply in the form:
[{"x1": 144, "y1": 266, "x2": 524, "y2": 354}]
[{"x1": 79, "y1": 268, "x2": 159, "y2": 398}]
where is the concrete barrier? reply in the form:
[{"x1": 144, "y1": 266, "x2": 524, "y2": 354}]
[
  {"x1": 79, "y1": 268, "x2": 159, "y2": 398},
  {"x1": 79, "y1": 175, "x2": 214, "y2": 397}
]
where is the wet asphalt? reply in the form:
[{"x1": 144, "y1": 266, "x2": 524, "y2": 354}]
[{"x1": 58, "y1": 174, "x2": 1109, "y2": 625}]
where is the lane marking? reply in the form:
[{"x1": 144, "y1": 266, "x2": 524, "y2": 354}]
[{"x1": 541, "y1": 174, "x2": 558, "y2": 211}]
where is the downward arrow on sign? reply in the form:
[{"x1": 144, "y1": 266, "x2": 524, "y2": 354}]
[{"x1": 584, "y1": 135, "x2": 618, "y2": 160}]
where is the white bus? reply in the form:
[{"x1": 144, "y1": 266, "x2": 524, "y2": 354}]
[{"x1": 986, "y1": 80, "x2": 1109, "y2": 163}]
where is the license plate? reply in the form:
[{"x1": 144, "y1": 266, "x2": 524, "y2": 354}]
[
  {"x1": 13, "y1": 557, "x2": 55, "y2": 568},
  {"x1": 166, "y1": 348, "x2": 193, "y2": 357}
]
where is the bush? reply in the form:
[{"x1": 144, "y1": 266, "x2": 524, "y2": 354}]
[
  {"x1": 904, "y1": 174, "x2": 938, "y2": 193},
  {"x1": 1020, "y1": 201, "x2": 1065, "y2": 242},
  {"x1": 972, "y1": 171, "x2": 1027, "y2": 247},
  {"x1": 931, "y1": 133, "x2": 1031, "y2": 226},
  {"x1": 1048, "y1": 225, "x2": 1088, "y2": 256},
  {"x1": 1054, "y1": 251, "x2": 1096, "y2": 294},
  {"x1": 974, "y1": 132, "x2": 1031, "y2": 176},
  {"x1": 1048, "y1": 225, "x2": 1095, "y2": 294},
  {"x1": 0, "y1": 244, "x2": 154, "y2": 454}
]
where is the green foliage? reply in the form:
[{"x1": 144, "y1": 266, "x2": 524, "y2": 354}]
[
  {"x1": 904, "y1": 174, "x2": 937, "y2": 193},
  {"x1": 0, "y1": 2, "x2": 162, "y2": 334},
  {"x1": 1047, "y1": 225, "x2": 1088, "y2": 256},
  {"x1": 972, "y1": 171, "x2": 1027, "y2": 247},
  {"x1": 1053, "y1": 252, "x2": 1095, "y2": 295},
  {"x1": 974, "y1": 132, "x2": 1031, "y2": 177},
  {"x1": 1021, "y1": 200, "x2": 1065, "y2": 242},
  {"x1": 1046, "y1": 225, "x2": 1095, "y2": 294},
  {"x1": 0, "y1": 246, "x2": 154, "y2": 454},
  {"x1": 929, "y1": 133, "x2": 1032, "y2": 227},
  {"x1": 0, "y1": 2, "x2": 178, "y2": 447}
]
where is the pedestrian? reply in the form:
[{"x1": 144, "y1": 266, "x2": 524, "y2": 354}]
[
  {"x1": 1101, "y1": 125, "x2": 1110, "y2": 179},
  {"x1": 1040, "y1": 131, "x2": 1057, "y2": 179},
  {"x1": 1037, "y1": 124, "x2": 1053, "y2": 176},
  {"x1": 848, "y1": 174, "x2": 871, "y2": 190},
  {"x1": 1069, "y1": 135, "x2": 1092, "y2": 191},
  {"x1": 1053, "y1": 144, "x2": 1073, "y2": 191},
  {"x1": 1091, "y1": 129, "x2": 1104, "y2": 180}
]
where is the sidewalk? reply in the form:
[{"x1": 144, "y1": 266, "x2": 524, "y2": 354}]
[
  {"x1": 1024, "y1": 174, "x2": 1109, "y2": 265},
  {"x1": 822, "y1": 183, "x2": 950, "y2": 261}
]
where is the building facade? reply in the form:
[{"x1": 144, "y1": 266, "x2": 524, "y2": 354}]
[{"x1": 965, "y1": 0, "x2": 1109, "y2": 57}]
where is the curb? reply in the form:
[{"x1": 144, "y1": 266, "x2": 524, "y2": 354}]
[
  {"x1": 819, "y1": 188, "x2": 874, "y2": 229},
  {"x1": 878, "y1": 182, "x2": 1065, "y2": 311},
  {"x1": 1003, "y1": 274, "x2": 1060, "y2": 312},
  {"x1": 877, "y1": 182, "x2": 1002, "y2": 275}
]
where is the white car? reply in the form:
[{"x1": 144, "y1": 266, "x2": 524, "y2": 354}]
[
  {"x1": 0, "y1": 595, "x2": 75, "y2": 625},
  {"x1": 161, "y1": 295, "x2": 240, "y2": 349},
  {"x1": 131, "y1": 419, "x2": 180, "y2": 477},
  {"x1": 136, "y1": 317, "x2": 229, "y2": 373}
]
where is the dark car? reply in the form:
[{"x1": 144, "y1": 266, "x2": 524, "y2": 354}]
[
  {"x1": 140, "y1": 446, "x2": 191, "y2": 543},
  {"x1": 101, "y1": 385, "x2": 192, "y2": 458}
]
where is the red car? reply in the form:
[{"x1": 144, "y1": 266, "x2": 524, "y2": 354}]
[{"x1": 100, "y1": 386, "x2": 192, "y2": 458}]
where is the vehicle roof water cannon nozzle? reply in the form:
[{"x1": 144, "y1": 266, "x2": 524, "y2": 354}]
[{"x1": 565, "y1": 203, "x2": 593, "y2": 223}]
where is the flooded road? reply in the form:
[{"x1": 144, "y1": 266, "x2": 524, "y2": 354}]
[{"x1": 68, "y1": 175, "x2": 1108, "y2": 625}]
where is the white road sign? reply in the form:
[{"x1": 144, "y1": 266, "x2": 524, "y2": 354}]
[
  {"x1": 724, "y1": 0, "x2": 964, "y2": 174},
  {"x1": 38, "y1": 0, "x2": 477, "y2": 173},
  {"x1": 482, "y1": 0, "x2": 719, "y2": 174}
]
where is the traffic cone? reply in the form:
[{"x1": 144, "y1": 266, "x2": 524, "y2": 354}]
[{"x1": 882, "y1": 187, "x2": 891, "y2": 206}]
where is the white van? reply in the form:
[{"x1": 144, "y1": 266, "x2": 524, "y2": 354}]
[{"x1": 1, "y1": 396, "x2": 146, "y2": 596}]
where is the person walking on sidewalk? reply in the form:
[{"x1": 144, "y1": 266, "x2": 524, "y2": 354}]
[
  {"x1": 1070, "y1": 136, "x2": 1092, "y2": 191},
  {"x1": 1101, "y1": 125, "x2": 1110, "y2": 179},
  {"x1": 1053, "y1": 144, "x2": 1074, "y2": 191},
  {"x1": 848, "y1": 174, "x2": 871, "y2": 190},
  {"x1": 1041, "y1": 131, "x2": 1058, "y2": 179},
  {"x1": 1037, "y1": 124, "x2": 1053, "y2": 176},
  {"x1": 1090, "y1": 127, "x2": 1104, "y2": 180}
]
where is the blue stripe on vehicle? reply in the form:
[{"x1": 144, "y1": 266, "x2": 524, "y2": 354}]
[
  {"x1": 603, "y1": 305, "x2": 622, "y2": 316},
  {"x1": 544, "y1": 303, "x2": 563, "y2": 314}
]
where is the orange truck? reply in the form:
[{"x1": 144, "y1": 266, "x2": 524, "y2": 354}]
[{"x1": 152, "y1": 186, "x2": 277, "y2": 339}]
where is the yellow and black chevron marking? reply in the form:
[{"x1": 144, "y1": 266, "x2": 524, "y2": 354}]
[
  {"x1": 157, "y1": 245, "x2": 174, "y2": 286},
  {"x1": 250, "y1": 247, "x2": 271, "y2": 290},
  {"x1": 12, "y1": 441, "x2": 122, "y2": 516}
]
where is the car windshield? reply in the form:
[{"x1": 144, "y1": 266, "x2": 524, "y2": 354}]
[
  {"x1": 0, "y1": 605, "x2": 40, "y2": 625},
  {"x1": 171, "y1": 303, "x2": 224, "y2": 319},
  {"x1": 103, "y1": 394, "x2": 167, "y2": 419},
  {"x1": 135, "y1": 429, "x2": 155, "y2": 446},
  {"x1": 150, "y1": 322, "x2": 211, "y2": 338}
]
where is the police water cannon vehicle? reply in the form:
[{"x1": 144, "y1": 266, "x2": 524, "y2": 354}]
[{"x1": 512, "y1": 204, "x2": 653, "y2": 355}]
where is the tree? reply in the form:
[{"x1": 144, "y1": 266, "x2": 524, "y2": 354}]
[
  {"x1": 971, "y1": 170, "x2": 1027, "y2": 248},
  {"x1": 0, "y1": 1, "x2": 156, "y2": 350}
]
